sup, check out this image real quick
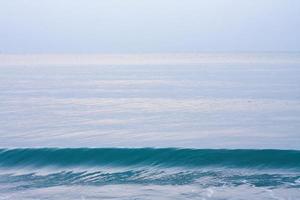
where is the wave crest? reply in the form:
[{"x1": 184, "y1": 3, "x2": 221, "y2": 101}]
[{"x1": 0, "y1": 148, "x2": 300, "y2": 169}]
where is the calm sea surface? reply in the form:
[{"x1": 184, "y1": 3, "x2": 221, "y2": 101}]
[{"x1": 0, "y1": 53, "x2": 300, "y2": 199}]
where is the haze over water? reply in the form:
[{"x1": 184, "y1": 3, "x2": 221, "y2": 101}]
[{"x1": 1, "y1": 0, "x2": 300, "y2": 199}]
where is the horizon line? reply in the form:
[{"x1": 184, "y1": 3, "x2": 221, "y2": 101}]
[{"x1": 1, "y1": 51, "x2": 300, "y2": 55}]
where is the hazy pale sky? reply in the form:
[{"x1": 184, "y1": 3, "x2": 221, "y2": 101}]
[{"x1": 0, "y1": 0, "x2": 299, "y2": 53}]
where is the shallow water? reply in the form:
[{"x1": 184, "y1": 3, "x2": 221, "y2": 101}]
[{"x1": 0, "y1": 53, "x2": 300, "y2": 199}]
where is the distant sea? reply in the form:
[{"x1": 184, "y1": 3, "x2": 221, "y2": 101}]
[{"x1": 0, "y1": 53, "x2": 300, "y2": 199}]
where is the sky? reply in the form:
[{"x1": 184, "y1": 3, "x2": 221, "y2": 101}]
[{"x1": 0, "y1": 0, "x2": 300, "y2": 53}]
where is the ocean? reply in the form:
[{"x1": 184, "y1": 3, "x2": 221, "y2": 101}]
[{"x1": 0, "y1": 53, "x2": 300, "y2": 199}]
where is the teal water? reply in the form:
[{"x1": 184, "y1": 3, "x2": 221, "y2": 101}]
[
  {"x1": 0, "y1": 53, "x2": 300, "y2": 199},
  {"x1": 1, "y1": 148, "x2": 300, "y2": 169},
  {"x1": 0, "y1": 148, "x2": 300, "y2": 199}
]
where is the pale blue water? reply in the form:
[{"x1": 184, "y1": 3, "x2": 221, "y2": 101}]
[{"x1": 0, "y1": 53, "x2": 300, "y2": 199}]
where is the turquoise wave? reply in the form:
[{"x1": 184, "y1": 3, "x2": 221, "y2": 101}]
[
  {"x1": 0, "y1": 148, "x2": 300, "y2": 190},
  {"x1": 0, "y1": 148, "x2": 300, "y2": 169}
]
